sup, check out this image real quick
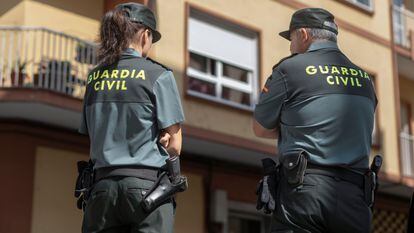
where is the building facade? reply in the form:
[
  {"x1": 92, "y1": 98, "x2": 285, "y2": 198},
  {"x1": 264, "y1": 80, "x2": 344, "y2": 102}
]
[{"x1": 0, "y1": 0, "x2": 413, "y2": 233}]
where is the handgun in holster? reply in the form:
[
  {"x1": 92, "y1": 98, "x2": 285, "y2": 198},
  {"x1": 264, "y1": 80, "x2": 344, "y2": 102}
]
[
  {"x1": 364, "y1": 155, "x2": 382, "y2": 208},
  {"x1": 74, "y1": 160, "x2": 94, "y2": 210},
  {"x1": 142, "y1": 156, "x2": 188, "y2": 212}
]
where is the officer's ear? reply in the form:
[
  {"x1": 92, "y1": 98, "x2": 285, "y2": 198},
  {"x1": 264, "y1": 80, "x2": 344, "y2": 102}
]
[
  {"x1": 145, "y1": 29, "x2": 153, "y2": 45},
  {"x1": 298, "y1": 28, "x2": 309, "y2": 43}
]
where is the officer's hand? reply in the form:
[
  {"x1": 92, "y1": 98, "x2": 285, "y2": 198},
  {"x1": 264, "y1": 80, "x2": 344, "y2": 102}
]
[{"x1": 159, "y1": 131, "x2": 171, "y2": 148}]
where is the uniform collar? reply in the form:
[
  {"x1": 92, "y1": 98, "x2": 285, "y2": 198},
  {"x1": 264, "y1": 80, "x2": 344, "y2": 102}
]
[
  {"x1": 122, "y1": 48, "x2": 142, "y2": 57},
  {"x1": 307, "y1": 41, "x2": 338, "y2": 52}
]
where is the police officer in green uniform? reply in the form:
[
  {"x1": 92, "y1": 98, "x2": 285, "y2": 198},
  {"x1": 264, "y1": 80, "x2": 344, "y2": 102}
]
[
  {"x1": 78, "y1": 3, "x2": 184, "y2": 233},
  {"x1": 254, "y1": 8, "x2": 377, "y2": 233}
]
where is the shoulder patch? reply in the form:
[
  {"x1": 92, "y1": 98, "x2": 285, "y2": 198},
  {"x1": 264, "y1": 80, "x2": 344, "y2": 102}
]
[
  {"x1": 145, "y1": 57, "x2": 172, "y2": 72},
  {"x1": 272, "y1": 53, "x2": 298, "y2": 70}
]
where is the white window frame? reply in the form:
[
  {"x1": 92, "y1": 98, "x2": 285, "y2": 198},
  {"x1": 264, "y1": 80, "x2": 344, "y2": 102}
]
[
  {"x1": 187, "y1": 51, "x2": 256, "y2": 111},
  {"x1": 186, "y1": 8, "x2": 259, "y2": 111},
  {"x1": 346, "y1": 0, "x2": 374, "y2": 12}
]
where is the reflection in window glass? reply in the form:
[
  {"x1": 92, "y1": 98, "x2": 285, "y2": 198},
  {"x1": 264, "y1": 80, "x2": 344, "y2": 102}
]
[
  {"x1": 190, "y1": 52, "x2": 216, "y2": 76},
  {"x1": 210, "y1": 59, "x2": 216, "y2": 76},
  {"x1": 222, "y1": 87, "x2": 250, "y2": 106},
  {"x1": 189, "y1": 53, "x2": 207, "y2": 73},
  {"x1": 188, "y1": 77, "x2": 216, "y2": 96},
  {"x1": 223, "y1": 63, "x2": 248, "y2": 83},
  {"x1": 229, "y1": 216, "x2": 262, "y2": 233}
]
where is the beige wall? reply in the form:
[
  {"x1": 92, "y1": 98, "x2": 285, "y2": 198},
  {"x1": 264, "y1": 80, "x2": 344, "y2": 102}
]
[
  {"x1": 0, "y1": 0, "x2": 102, "y2": 41},
  {"x1": 0, "y1": 0, "x2": 25, "y2": 25},
  {"x1": 31, "y1": 146, "x2": 85, "y2": 233},
  {"x1": 24, "y1": 0, "x2": 102, "y2": 41},
  {"x1": 31, "y1": 146, "x2": 205, "y2": 233},
  {"x1": 296, "y1": 0, "x2": 391, "y2": 40},
  {"x1": 174, "y1": 172, "x2": 205, "y2": 233}
]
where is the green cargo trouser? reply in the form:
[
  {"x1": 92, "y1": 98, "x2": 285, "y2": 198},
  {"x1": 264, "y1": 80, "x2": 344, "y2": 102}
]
[
  {"x1": 82, "y1": 176, "x2": 174, "y2": 233},
  {"x1": 271, "y1": 173, "x2": 372, "y2": 233}
]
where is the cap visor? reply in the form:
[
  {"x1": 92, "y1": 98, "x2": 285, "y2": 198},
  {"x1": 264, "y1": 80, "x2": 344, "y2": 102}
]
[
  {"x1": 278, "y1": 30, "x2": 291, "y2": 41},
  {"x1": 152, "y1": 30, "x2": 161, "y2": 43}
]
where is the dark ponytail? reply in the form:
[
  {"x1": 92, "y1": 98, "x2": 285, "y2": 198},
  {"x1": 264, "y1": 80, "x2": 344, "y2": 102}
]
[{"x1": 97, "y1": 8, "x2": 145, "y2": 66}]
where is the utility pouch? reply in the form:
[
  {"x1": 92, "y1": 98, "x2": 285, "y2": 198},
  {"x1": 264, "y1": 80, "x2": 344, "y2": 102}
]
[
  {"x1": 364, "y1": 171, "x2": 375, "y2": 207},
  {"x1": 283, "y1": 151, "x2": 307, "y2": 186}
]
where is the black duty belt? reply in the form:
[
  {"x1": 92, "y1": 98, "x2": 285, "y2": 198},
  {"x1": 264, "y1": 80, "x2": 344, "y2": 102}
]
[
  {"x1": 306, "y1": 164, "x2": 365, "y2": 189},
  {"x1": 95, "y1": 166, "x2": 160, "y2": 182}
]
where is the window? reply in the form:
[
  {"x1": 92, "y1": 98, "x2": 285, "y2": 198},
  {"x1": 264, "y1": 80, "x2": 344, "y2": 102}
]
[
  {"x1": 346, "y1": 0, "x2": 374, "y2": 11},
  {"x1": 187, "y1": 7, "x2": 259, "y2": 111}
]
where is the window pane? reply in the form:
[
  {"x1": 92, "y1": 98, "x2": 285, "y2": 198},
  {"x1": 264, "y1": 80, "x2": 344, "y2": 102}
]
[
  {"x1": 210, "y1": 59, "x2": 216, "y2": 76},
  {"x1": 223, "y1": 63, "x2": 249, "y2": 83},
  {"x1": 222, "y1": 87, "x2": 250, "y2": 106},
  {"x1": 189, "y1": 52, "x2": 207, "y2": 72},
  {"x1": 188, "y1": 77, "x2": 216, "y2": 96},
  {"x1": 229, "y1": 216, "x2": 261, "y2": 233},
  {"x1": 189, "y1": 52, "x2": 216, "y2": 76}
]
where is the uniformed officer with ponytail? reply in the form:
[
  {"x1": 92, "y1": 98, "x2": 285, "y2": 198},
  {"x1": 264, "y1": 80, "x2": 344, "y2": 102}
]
[{"x1": 79, "y1": 3, "x2": 184, "y2": 233}]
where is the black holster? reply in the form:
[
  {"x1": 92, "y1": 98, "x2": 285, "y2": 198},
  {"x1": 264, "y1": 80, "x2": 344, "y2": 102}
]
[
  {"x1": 364, "y1": 155, "x2": 382, "y2": 208},
  {"x1": 142, "y1": 156, "x2": 188, "y2": 213},
  {"x1": 74, "y1": 160, "x2": 94, "y2": 210}
]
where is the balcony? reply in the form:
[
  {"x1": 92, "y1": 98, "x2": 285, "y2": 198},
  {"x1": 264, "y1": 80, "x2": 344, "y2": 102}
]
[
  {"x1": 393, "y1": 4, "x2": 414, "y2": 49},
  {"x1": 0, "y1": 26, "x2": 97, "y2": 129},
  {"x1": 0, "y1": 26, "x2": 96, "y2": 97},
  {"x1": 401, "y1": 132, "x2": 414, "y2": 177}
]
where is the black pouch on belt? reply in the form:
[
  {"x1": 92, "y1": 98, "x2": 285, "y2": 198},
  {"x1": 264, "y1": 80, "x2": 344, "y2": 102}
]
[{"x1": 283, "y1": 151, "x2": 308, "y2": 186}]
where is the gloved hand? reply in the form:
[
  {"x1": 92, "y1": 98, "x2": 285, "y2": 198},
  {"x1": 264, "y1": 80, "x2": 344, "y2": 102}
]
[
  {"x1": 256, "y1": 158, "x2": 279, "y2": 214},
  {"x1": 256, "y1": 174, "x2": 277, "y2": 214}
]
